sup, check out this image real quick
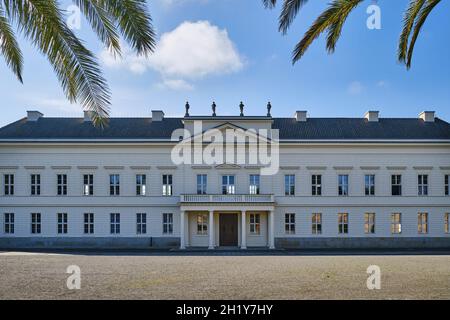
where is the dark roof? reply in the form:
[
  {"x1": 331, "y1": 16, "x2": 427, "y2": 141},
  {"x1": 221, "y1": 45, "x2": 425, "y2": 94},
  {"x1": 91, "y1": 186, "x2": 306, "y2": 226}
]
[{"x1": 0, "y1": 117, "x2": 449, "y2": 141}]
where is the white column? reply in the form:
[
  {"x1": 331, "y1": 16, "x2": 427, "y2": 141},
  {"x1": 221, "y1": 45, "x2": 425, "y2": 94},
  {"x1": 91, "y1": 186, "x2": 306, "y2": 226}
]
[
  {"x1": 268, "y1": 210, "x2": 275, "y2": 249},
  {"x1": 241, "y1": 211, "x2": 247, "y2": 249},
  {"x1": 208, "y1": 211, "x2": 214, "y2": 249},
  {"x1": 180, "y1": 210, "x2": 186, "y2": 250}
]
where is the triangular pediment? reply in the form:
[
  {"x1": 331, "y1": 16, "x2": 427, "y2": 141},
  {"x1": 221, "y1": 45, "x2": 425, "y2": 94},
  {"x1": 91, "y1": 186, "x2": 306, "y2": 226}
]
[{"x1": 214, "y1": 163, "x2": 242, "y2": 169}]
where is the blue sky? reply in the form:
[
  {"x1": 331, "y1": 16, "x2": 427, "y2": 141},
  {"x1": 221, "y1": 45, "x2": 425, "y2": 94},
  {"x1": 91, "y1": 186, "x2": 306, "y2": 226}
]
[{"x1": 1, "y1": 0, "x2": 449, "y2": 127}]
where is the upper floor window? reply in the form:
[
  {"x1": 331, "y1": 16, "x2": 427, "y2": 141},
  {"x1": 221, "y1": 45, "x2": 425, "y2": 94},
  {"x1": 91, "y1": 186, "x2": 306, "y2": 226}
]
[
  {"x1": 365, "y1": 213, "x2": 376, "y2": 234},
  {"x1": 445, "y1": 175, "x2": 449, "y2": 196},
  {"x1": 83, "y1": 174, "x2": 94, "y2": 196},
  {"x1": 110, "y1": 213, "x2": 120, "y2": 234},
  {"x1": 136, "y1": 174, "x2": 146, "y2": 196},
  {"x1": 31, "y1": 174, "x2": 41, "y2": 196},
  {"x1": 222, "y1": 175, "x2": 235, "y2": 195},
  {"x1": 137, "y1": 213, "x2": 147, "y2": 234},
  {"x1": 249, "y1": 214, "x2": 260, "y2": 235},
  {"x1": 338, "y1": 213, "x2": 349, "y2": 234},
  {"x1": 445, "y1": 213, "x2": 449, "y2": 234},
  {"x1": 418, "y1": 212, "x2": 428, "y2": 234},
  {"x1": 418, "y1": 175, "x2": 428, "y2": 196},
  {"x1": 391, "y1": 175, "x2": 402, "y2": 196},
  {"x1": 31, "y1": 213, "x2": 41, "y2": 234},
  {"x1": 197, "y1": 214, "x2": 208, "y2": 235},
  {"x1": 391, "y1": 213, "x2": 402, "y2": 234},
  {"x1": 57, "y1": 213, "x2": 68, "y2": 234},
  {"x1": 312, "y1": 213, "x2": 322, "y2": 234},
  {"x1": 338, "y1": 175, "x2": 349, "y2": 196},
  {"x1": 284, "y1": 175, "x2": 295, "y2": 196},
  {"x1": 4, "y1": 174, "x2": 14, "y2": 196},
  {"x1": 4, "y1": 213, "x2": 14, "y2": 234},
  {"x1": 249, "y1": 174, "x2": 260, "y2": 195},
  {"x1": 162, "y1": 213, "x2": 173, "y2": 234},
  {"x1": 365, "y1": 174, "x2": 375, "y2": 196},
  {"x1": 109, "y1": 174, "x2": 120, "y2": 196},
  {"x1": 162, "y1": 174, "x2": 173, "y2": 196},
  {"x1": 312, "y1": 175, "x2": 322, "y2": 196},
  {"x1": 84, "y1": 213, "x2": 94, "y2": 234},
  {"x1": 285, "y1": 213, "x2": 295, "y2": 235},
  {"x1": 197, "y1": 174, "x2": 207, "y2": 195},
  {"x1": 57, "y1": 174, "x2": 67, "y2": 196}
]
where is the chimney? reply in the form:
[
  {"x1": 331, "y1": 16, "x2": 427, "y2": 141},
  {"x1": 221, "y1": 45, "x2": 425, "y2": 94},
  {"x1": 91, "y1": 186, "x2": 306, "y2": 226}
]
[
  {"x1": 294, "y1": 111, "x2": 307, "y2": 122},
  {"x1": 364, "y1": 111, "x2": 379, "y2": 122},
  {"x1": 84, "y1": 111, "x2": 94, "y2": 122},
  {"x1": 419, "y1": 111, "x2": 435, "y2": 122},
  {"x1": 27, "y1": 111, "x2": 44, "y2": 122},
  {"x1": 152, "y1": 110, "x2": 164, "y2": 121}
]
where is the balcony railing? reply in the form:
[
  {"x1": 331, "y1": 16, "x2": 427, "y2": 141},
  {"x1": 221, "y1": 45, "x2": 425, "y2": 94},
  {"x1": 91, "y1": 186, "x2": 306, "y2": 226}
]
[{"x1": 180, "y1": 194, "x2": 275, "y2": 203}]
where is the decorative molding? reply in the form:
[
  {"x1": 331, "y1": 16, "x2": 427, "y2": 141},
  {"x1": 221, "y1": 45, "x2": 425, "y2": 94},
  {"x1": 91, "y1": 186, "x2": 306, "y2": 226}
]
[
  {"x1": 413, "y1": 166, "x2": 433, "y2": 170},
  {"x1": 439, "y1": 166, "x2": 450, "y2": 171},
  {"x1": 77, "y1": 166, "x2": 98, "y2": 170},
  {"x1": 333, "y1": 166, "x2": 353, "y2": 171},
  {"x1": 104, "y1": 166, "x2": 125, "y2": 170},
  {"x1": 306, "y1": 166, "x2": 327, "y2": 171},
  {"x1": 280, "y1": 166, "x2": 300, "y2": 170},
  {"x1": 24, "y1": 166, "x2": 45, "y2": 170},
  {"x1": 386, "y1": 166, "x2": 407, "y2": 170},
  {"x1": 360, "y1": 166, "x2": 380, "y2": 171},
  {"x1": 130, "y1": 166, "x2": 151, "y2": 170},
  {"x1": 191, "y1": 165, "x2": 213, "y2": 170},
  {"x1": 215, "y1": 164, "x2": 241, "y2": 170},
  {"x1": 51, "y1": 166, "x2": 72, "y2": 170},
  {"x1": 0, "y1": 166, "x2": 19, "y2": 170},
  {"x1": 244, "y1": 165, "x2": 264, "y2": 170},
  {"x1": 156, "y1": 166, "x2": 177, "y2": 170}
]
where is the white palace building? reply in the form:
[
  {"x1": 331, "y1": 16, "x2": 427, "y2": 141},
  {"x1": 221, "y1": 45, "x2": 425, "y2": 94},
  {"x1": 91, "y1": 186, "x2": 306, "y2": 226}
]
[{"x1": 0, "y1": 103, "x2": 449, "y2": 250}]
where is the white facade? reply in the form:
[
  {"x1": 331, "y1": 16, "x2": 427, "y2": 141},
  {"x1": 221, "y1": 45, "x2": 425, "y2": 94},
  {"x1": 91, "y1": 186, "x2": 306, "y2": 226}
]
[{"x1": 0, "y1": 111, "x2": 449, "y2": 249}]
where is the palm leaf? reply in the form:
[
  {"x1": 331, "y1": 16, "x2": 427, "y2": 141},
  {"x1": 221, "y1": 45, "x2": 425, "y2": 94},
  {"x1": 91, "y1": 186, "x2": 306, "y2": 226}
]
[
  {"x1": 398, "y1": 0, "x2": 426, "y2": 63},
  {"x1": 263, "y1": 0, "x2": 277, "y2": 9},
  {"x1": 0, "y1": 5, "x2": 23, "y2": 82},
  {"x1": 279, "y1": 0, "x2": 308, "y2": 34}
]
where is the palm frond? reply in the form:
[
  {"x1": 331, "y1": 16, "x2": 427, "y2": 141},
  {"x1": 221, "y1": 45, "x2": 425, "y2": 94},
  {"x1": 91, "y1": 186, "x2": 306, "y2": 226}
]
[
  {"x1": 0, "y1": 5, "x2": 23, "y2": 82},
  {"x1": 263, "y1": 0, "x2": 277, "y2": 9},
  {"x1": 279, "y1": 0, "x2": 308, "y2": 34},
  {"x1": 292, "y1": 0, "x2": 363, "y2": 63},
  {"x1": 398, "y1": 0, "x2": 426, "y2": 63},
  {"x1": 406, "y1": 0, "x2": 441, "y2": 69}
]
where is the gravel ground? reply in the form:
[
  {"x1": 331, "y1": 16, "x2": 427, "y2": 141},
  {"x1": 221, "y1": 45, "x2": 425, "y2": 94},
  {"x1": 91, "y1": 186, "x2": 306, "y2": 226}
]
[{"x1": 0, "y1": 252, "x2": 449, "y2": 300}]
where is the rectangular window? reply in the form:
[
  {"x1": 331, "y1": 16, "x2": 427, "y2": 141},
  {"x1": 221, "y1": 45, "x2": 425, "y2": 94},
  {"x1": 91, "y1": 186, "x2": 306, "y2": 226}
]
[
  {"x1": 83, "y1": 174, "x2": 94, "y2": 196},
  {"x1": 4, "y1": 213, "x2": 14, "y2": 234},
  {"x1": 285, "y1": 213, "x2": 295, "y2": 235},
  {"x1": 4, "y1": 174, "x2": 14, "y2": 196},
  {"x1": 249, "y1": 174, "x2": 260, "y2": 195},
  {"x1": 312, "y1": 213, "x2": 322, "y2": 234},
  {"x1": 196, "y1": 213, "x2": 208, "y2": 235},
  {"x1": 163, "y1": 213, "x2": 173, "y2": 234},
  {"x1": 338, "y1": 213, "x2": 349, "y2": 234},
  {"x1": 365, "y1": 174, "x2": 375, "y2": 196},
  {"x1": 162, "y1": 175, "x2": 173, "y2": 196},
  {"x1": 136, "y1": 174, "x2": 147, "y2": 196},
  {"x1": 109, "y1": 174, "x2": 120, "y2": 196},
  {"x1": 57, "y1": 213, "x2": 68, "y2": 234},
  {"x1": 418, "y1": 212, "x2": 428, "y2": 234},
  {"x1": 445, "y1": 213, "x2": 449, "y2": 234},
  {"x1": 136, "y1": 213, "x2": 147, "y2": 234},
  {"x1": 197, "y1": 174, "x2": 207, "y2": 195},
  {"x1": 338, "y1": 175, "x2": 349, "y2": 196},
  {"x1": 31, "y1": 174, "x2": 41, "y2": 196},
  {"x1": 418, "y1": 175, "x2": 428, "y2": 196},
  {"x1": 57, "y1": 174, "x2": 67, "y2": 196},
  {"x1": 110, "y1": 213, "x2": 120, "y2": 234},
  {"x1": 222, "y1": 175, "x2": 235, "y2": 195},
  {"x1": 364, "y1": 213, "x2": 376, "y2": 234},
  {"x1": 31, "y1": 213, "x2": 41, "y2": 234},
  {"x1": 445, "y1": 175, "x2": 448, "y2": 196},
  {"x1": 391, "y1": 213, "x2": 402, "y2": 234},
  {"x1": 249, "y1": 214, "x2": 261, "y2": 235},
  {"x1": 312, "y1": 175, "x2": 322, "y2": 196},
  {"x1": 84, "y1": 213, "x2": 94, "y2": 234},
  {"x1": 391, "y1": 175, "x2": 402, "y2": 196},
  {"x1": 284, "y1": 175, "x2": 295, "y2": 196}
]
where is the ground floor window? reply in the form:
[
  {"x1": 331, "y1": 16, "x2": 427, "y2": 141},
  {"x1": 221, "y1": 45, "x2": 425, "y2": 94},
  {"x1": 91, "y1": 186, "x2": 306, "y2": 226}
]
[
  {"x1": 197, "y1": 213, "x2": 208, "y2": 235},
  {"x1": 249, "y1": 214, "x2": 260, "y2": 234},
  {"x1": 364, "y1": 213, "x2": 376, "y2": 234},
  {"x1": 110, "y1": 213, "x2": 120, "y2": 234},
  {"x1": 163, "y1": 213, "x2": 173, "y2": 234},
  {"x1": 31, "y1": 213, "x2": 41, "y2": 234},
  {"x1": 4, "y1": 213, "x2": 14, "y2": 234},
  {"x1": 445, "y1": 213, "x2": 449, "y2": 234},
  {"x1": 312, "y1": 213, "x2": 322, "y2": 234},
  {"x1": 391, "y1": 213, "x2": 402, "y2": 234},
  {"x1": 338, "y1": 213, "x2": 349, "y2": 234},
  {"x1": 418, "y1": 212, "x2": 428, "y2": 234},
  {"x1": 137, "y1": 213, "x2": 147, "y2": 234},
  {"x1": 57, "y1": 213, "x2": 68, "y2": 234},
  {"x1": 84, "y1": 213, "x2": 94, "y2": 234},
  {"x1": 285, "y1": 213, "x2": 295, "y2": 234}
]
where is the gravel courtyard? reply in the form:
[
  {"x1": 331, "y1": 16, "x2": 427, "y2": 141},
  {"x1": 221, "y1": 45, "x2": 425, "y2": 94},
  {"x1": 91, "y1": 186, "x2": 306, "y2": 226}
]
[{"x1": 0, "y1": 251, "x2": 449, "y2": 300}]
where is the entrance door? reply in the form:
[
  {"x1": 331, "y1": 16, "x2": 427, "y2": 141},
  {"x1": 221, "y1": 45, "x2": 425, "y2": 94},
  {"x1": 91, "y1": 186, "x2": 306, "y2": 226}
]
[{"x1": 219, "y1": 214, "x2": 238, "y2": 246}]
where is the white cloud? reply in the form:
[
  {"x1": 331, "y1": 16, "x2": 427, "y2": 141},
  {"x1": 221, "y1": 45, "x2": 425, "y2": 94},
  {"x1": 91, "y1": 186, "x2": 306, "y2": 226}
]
[
  {"x1": 157, "y1": 79, "x2": 194, "y2": 91},
  {"x1": 100, "y1": 20, "x2": 244, "y2": 90},
  {"x1": 348, "y1": 81, "x2": 364, "y2": 95}
]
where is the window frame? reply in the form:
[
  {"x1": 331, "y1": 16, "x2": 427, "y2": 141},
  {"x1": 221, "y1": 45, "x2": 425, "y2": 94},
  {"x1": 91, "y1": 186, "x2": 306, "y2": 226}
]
[
  {"x1": 109, "y1": 174, "x2": 120, "y2": 196},
  {"x1": 365, "y1": 174, "x2": 375, "y2": 196},
  {"x1": 83, "y1": 174, "x2": 94, "y2": 196},
  {"x1": 445, "y1": 175, "x2": 449, "y2": 196},
  {"x1": 338, "y1": 213, "x2": 349, "y2": 234},
  {"x1": 84, "y1": 213, "x2": 94, "y2": 234},
  {"x1": 312, "y1": 213, "x2": 322, "y2": 235},
  {"x1": 57, "y1": 213, "x2": 68, "y2": 234},
  {"x1": 30, "y1": 174, "x2": 41, "y2": 196},
  {"x1": 31, "y1": 213, "x2": 41, "y2": 234},
  {"x1": 312, "y1": 175, "x2": 322, "y2": 196},
  {"x1": 391, "y1": 175, "x2": 402, "y2": 196},
  {"x1": 196, "y1": 213, "x2": 208, "y2": 235},
  {"x1": 110, "y1": 213, "x2": 120, "y2": 234},
  {"x1": 162, "y1": 174, "x2": 173, "y2": 196},
  {"x1": 136, "y1": 174, "x2": 147, "y2": 196},
  {"x1": 418, "y1": 212, "x2": 428, "y2": 234},
  {"x1": 162, "y1": 213, "x2": 173, "y2": 234},
  {"x1": 4, "y1": 174, "x2": 14, "y2": 196},
  {"x1": 285, "y1": 213, "x2": 295, "y2": 235},
  {"x1": 4, "y1": 213, "x2": 14, "y2": 234},
  {"x1": 222, "y1": 175, "x2": 236, "y2": 195},
  {"x1": 136, "y1": 213, "x2": 147, "y2": 235},
  {"x1": 284, "y1": 174, "x2": 295, "y2": 196},
  {"x1": 57, "y1": 174, "x2": 68, "y2": 196},
  {"x1": 391, "y1": 213, "x2": 402, "y2": 234},
  {"x1": 249, "y1": 213, "x2": 261, "y2": 235},
  {"x1": 445, "y1": 213, "x2": 449, "y2": 234},
  {"x1": 249, "y1": 174, "x2": 260, "y2": 195},
  {"x1": 338, "y1": 174, "x2": 349, "y2": 196},
  {"x1": 418, "y1": 174, "x2": 429, "y2": 196},
  {"x1": 197, "y1": 174, "x2": 207, "y2": 195},
  {"x1": 364, "y1": 213, "x2": 376, "y2": 234}
]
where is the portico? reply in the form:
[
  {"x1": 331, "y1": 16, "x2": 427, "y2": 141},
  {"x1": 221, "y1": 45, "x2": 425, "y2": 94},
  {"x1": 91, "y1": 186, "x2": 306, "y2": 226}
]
[{"x1": 179, "y1": 195, "x2": 275, "y2": 249}]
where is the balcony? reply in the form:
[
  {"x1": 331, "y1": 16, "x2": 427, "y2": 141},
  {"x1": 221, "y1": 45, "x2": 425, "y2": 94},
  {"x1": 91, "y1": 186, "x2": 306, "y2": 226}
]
[{"x1": 180, "y1": 194, "x2": 275, "y2": 204}]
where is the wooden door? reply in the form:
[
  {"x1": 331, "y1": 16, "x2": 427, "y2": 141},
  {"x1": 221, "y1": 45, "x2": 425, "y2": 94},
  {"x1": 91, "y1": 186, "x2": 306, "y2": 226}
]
[{"x1": 219, "y1": 214, "x2": 238, "y2": 246}]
